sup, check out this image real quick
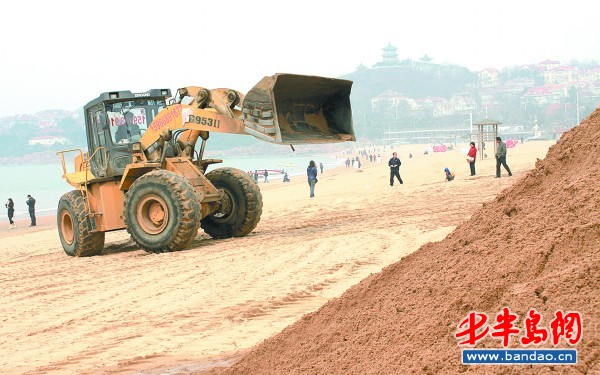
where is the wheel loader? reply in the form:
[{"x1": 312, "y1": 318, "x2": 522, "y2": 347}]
[{"x1": 56, "y1": 74, "x2": 354, "y2": 256}]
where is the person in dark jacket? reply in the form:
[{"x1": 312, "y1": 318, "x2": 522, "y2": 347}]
[
  {"x1": 307, "y1": 160, "x2": 318, "y2": 198},
  {"x1": 495, "y1": 137, "x2": 512, "y2": 178},
  {"x1": 6, "y1": 198, "x2": 15, "y2": 229},
  {"x1": 388, "y1": 152, "x2": 403, "y2": 186},
  {"x1": 26, "y1": 194, "x2": 36, "y2": 226}
]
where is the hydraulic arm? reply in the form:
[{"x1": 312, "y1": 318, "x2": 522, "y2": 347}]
[{"x1": 139, "y1": 74, "x2": 355, "y2": 161}]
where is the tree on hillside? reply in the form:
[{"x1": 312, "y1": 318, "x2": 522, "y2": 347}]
[
  {"x1": 0, "y1": 117, "x2": 37, "y2": 157},
  {"x1": 58, "y1": 116, "x2": 86, "y2": 146}
]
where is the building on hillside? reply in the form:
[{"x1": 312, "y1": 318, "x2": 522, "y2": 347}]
[
  {"x1": 373, "y1": 90, "x2": 481, "y2": 121},
  {"x1": 355, "y1": 62, "x2": 368, "y2": 72},
  {"x1": 449, "y1": 94, "x2": 477, "y2": 112},
  {"x1": 28, "y1": 124, "x2": 69, "y2": 146},
  {"x1": 372, "y1": 90, "x2": 401, "y2": 112},
  {"x1": 415, "y1": 97, "x2": 451, "y2": 118},
  {"x1": 382, "y1": 128, "x2": 471, "y2": 144},
  {"x1": 578, "y1": 68, "x2": 600, "y2": 83},
  {"x1": 543, "y1": 65, "x2": 577, "y2": 85},
  {"x1": 502, "y1": 77, "x2": 535, "y2": 93},
  {"x1": 521, "y1": 85, "x2": 562, "y2": 106},
  {"x1": 419, "y1": 54, "x2": 433, "y2": 63},
  {"x1": 537, "y1": 59, "x2": 561, "y2": 71},
  {"x1": 478, "y1": 68, "x2": 500, "y2": 87},
  {"x1": 371, "y1": 90, "x2": 419, "y2": 120},
  {"x1": 28, "y1": 135, "x2": 69, "y2": 146}
]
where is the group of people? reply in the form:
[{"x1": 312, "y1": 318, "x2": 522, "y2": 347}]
[
  {"x1": 247, "y1": 169, "x2": 271, "y2": 183},
  {"x1": 5, "y1": 195, "x2": 36, "y2": 229},
  {"x1": 465, "y1": 137, "x2": 512, "y2": 178},
  {"x1": 345, "y1": 154, "x2": 383, "y2": 168},
  {"x1": 7, "y1": 143, "x2": 515, "y2": 226},
  {"x1": 304, "y1": 138, "x2": 514, "y2": 198},
  {"x1": 390, "y1": 136, "x2": 512, "y2": 186}
]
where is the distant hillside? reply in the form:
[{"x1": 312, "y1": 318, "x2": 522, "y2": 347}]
[
  {"x1": 341, "y1": 63, "x2": 476, "y2": 111},
  {"x1": 340, "y1": 63, "x2": 477, "y2": 137},
  {"x1": 1, "y1": 54, "x2": 598, "y2": 158}
]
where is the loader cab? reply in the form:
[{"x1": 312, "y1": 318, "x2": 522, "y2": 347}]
[{"x1": 83, "y1": 89, "x2": 171, "y2": 179}]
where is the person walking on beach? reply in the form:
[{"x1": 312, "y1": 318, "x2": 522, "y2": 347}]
[
  {"x1": 467, "y1": 141, "x2": 477, "y2": 176},
  {"x1": 319, "y1": 162, "x2": 324, "y2": 174},
  {"x1": 307, "y1": 160, "x2": 318, "y2": 198},
  {"x1": 495, "y1": 137, "x2": 512, "y2": 178},
  {"x1": 388, "y1": 152, "x2": 403, "y2": 186},
  {"x1": 26, "y1": 194, "x2": 36, "y2": 226},
  {"x1": 263, "y1": 169, "x2": 269, "y2": 183},
  {"x1": 6, "y1": 198, "x2": 15, "y2": 229}
]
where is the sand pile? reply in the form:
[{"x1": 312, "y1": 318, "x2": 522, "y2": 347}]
[{"x1": 214, "y1": 110, "x2": 600, "y2": 374}]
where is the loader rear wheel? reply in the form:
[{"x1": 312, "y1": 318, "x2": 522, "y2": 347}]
[
  {"x1": 124, "y1": 170, "x2": 200, "y2": 253},
  {"x1": 201, "y1": 167, "x2": 262, "y2": 239},
  {"x1": 57, "y1": 191, "x2": 105, "y2": 257}
]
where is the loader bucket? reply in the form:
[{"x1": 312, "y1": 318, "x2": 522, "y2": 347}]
[{"x1": 242, "y1": 74, "x2": 354, "y2": 144}]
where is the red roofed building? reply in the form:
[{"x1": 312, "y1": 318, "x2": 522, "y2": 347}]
[
  {"x1": 28, "y1": 125, "x2": 68, "y2": 146},
  {"x1": 521, "y1": 85, "x2": 563, "y2": 106}
]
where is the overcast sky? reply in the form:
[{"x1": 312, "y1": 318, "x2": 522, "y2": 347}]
[{"x1": 0, "y1": 0, "x2": 598, "y2": 117}]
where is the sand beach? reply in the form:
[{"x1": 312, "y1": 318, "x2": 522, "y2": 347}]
[{"x1": 0, "y1": 139, "x2": 576, "y2": 374}]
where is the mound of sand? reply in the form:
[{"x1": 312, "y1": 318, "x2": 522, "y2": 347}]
[{"x1": 214, "y1": 111, "x2": 600, "y2": 374}]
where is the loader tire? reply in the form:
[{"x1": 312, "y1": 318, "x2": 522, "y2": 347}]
[
  {"x1": 57, "y1": 190, "x2": 105, "y2": 257},
  {"x1": 124, "y1": 170, "x2": 200, "y2": 253},
  {"x1": 201, "y1": 167, "x2": 262, "y2": 239}
]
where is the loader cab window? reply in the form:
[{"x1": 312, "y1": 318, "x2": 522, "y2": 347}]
[
  {"x1": 88, "y1": 109, "x2": 108, "y2": 177},
  {"x1": 106, "y1": 99, "x2": 165, "y2": 144}
]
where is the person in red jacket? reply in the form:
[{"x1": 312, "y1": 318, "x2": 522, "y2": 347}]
[{"x1": 467, "y1": 142, "x2": 477, "y2": 176}]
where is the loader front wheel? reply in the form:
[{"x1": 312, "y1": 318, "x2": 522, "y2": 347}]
[
  {"x1": 124, "y1": 170, "x2": 200, "y2": 253},
  {"x1": 201, "y1": 167, "x2": 262, "y2": 239},
  {"x1": 57, "y1": 191, "x2": 105, "y2": 257}
]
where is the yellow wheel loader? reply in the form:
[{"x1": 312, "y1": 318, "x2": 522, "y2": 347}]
[{"x1": 56, "y1": 74, "x2": 354, "y2": 256}]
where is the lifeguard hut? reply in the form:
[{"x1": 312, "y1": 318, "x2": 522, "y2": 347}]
[{"x1": 473, "y1": 119, "x2": 501, "y2": 160}]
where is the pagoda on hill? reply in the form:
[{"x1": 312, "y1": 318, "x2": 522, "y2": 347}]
[{"x1": 373, "y1": 42, "x2": 401, "y2": 68}]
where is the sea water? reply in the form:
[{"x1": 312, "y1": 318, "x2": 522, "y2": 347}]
[{"x1": 0, "y1": 155, "x2": 342, "y2": 222}]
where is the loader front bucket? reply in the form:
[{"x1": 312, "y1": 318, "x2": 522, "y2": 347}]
[{"x1": 242, "y1": 74, "x2": 354, "y2": 144}]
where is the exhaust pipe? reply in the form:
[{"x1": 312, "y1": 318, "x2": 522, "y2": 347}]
[{"x1": 242, "y1": 74, "x2": 355, "y2": 144}]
